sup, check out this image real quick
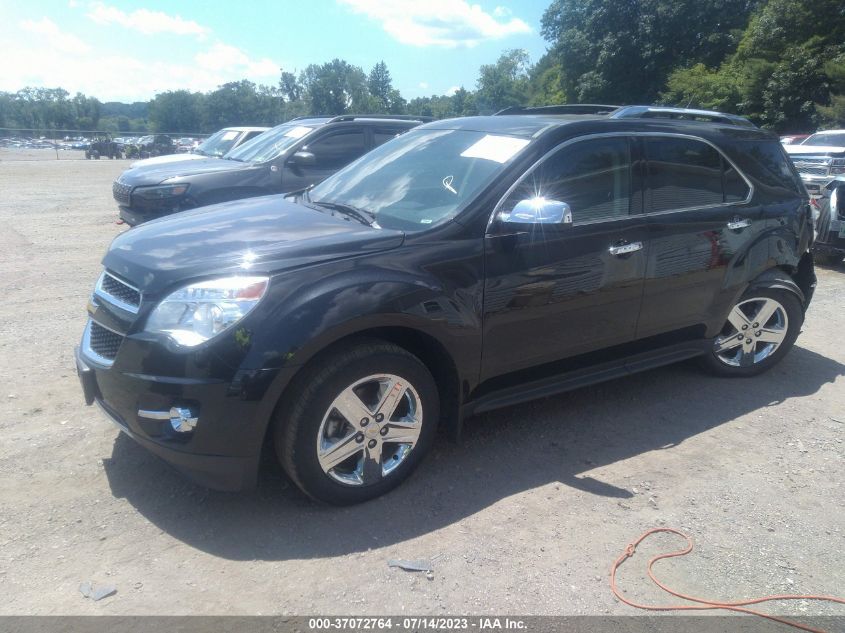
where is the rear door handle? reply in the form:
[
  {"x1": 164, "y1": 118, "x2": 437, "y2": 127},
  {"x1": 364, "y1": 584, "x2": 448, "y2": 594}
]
[
  {"x1": 608, "y1": 241, "x2": 643, "y2": 256},
  {"x1": 727, "y1": 217, "x2": 751, "y2": 230}
]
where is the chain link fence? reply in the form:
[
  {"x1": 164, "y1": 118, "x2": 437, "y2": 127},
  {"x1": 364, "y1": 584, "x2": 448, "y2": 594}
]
[{"x1": 0, "y1": 128, "x2": 211, "y2": 161}]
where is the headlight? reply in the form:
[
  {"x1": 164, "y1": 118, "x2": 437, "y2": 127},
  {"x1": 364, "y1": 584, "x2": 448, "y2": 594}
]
[
  {"x1": 133, "y1": 183, "x2": 189, "y2": 199},
  {"x1": 145, "y1": 276, "x2": 268, "y2": 347}
]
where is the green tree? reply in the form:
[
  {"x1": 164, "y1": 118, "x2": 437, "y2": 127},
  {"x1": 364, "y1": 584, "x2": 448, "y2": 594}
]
[
  {"x1": 368, "y1": 61, "x2": 393, "y2": 111},
  {"x1": 301, "y1": 59, "x2": 369, "y2": 115},
  {"x1": 149, "y1": 90, "x2": 203, "y2": 132},
  {"x1": 541, "y1": 0, "x2": 757, "y2": 104},
  {"x1": 475, "y1": 49, "x2": 531, "y2": 114}
]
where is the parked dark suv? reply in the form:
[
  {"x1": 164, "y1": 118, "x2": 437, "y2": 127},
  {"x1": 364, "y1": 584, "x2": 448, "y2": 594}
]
[
  {"x1": 77, "y1": 106, "x2": 816, "y2": 504},
  {"x1": 112, "y1": 115, "x2": 425, "y2": 226}
]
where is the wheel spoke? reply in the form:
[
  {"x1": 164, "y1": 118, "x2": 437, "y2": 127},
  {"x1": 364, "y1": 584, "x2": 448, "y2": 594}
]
[
  {"x1": 757, "y1": 327, "x2": 785, "y2": 344},
  {"x1": 332, "y1": 389, "x2": 372, "y2": 427},
  {"x1": 318, "y1": 433, "x2": 363, "y2": 472},
  {"x1": 753, "y1": 299, "x2": 779, "y2": 327},
  {"x1": 361, "y1": 442, "x2": 383, "y2": 484},
  {"x1": 714, "y1": 335, "x2": 743, "y2": 353},
  {"x1": 381, "y1": 420, "x2": 421, "y2": 445},
  {"x1": 375, "y1": 378, "x2": 407, "y2": 421},
  {"x1": 727, "y1": 306, "x2": 752, "y2": 332}
]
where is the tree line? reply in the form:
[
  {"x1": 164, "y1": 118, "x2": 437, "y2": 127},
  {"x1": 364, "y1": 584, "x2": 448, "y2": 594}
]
[{"x1": 1, "y1": 0, "x2": 843, "y2": 135}]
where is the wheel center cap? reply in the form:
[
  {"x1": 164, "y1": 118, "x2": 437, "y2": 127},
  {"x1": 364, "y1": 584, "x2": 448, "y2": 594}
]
[{"x1": 365, "y1": 425, "x2": 380, "y2": 437}]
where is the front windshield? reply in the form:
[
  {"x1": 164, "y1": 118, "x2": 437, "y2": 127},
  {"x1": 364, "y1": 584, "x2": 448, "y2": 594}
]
[
  {"x1": 226, "y1": 123, "x2": 314, "y2": 163},
  {"x1": 308, "y1": 128, "x2": 531, "y2": 231},
  {"x1": 802, "y1": 132, "x2": 845, "y2": 147},
  {"x1": 197, "y1": 129, "x2": 245, "y2": 157}
]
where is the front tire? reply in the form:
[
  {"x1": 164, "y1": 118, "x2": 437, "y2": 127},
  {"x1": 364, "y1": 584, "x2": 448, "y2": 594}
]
[
  {"x1": 699, "y1": 288, "x2": 803, "y2": 377},
  {"x1": 275, "y1": 340, "x2": 439, "y2": 504}
]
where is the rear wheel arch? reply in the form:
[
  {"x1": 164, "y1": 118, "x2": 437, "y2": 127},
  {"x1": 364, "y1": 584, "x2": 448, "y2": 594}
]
[{"x1": 746, "y1": 266, "x2": 806, "y2": 308}]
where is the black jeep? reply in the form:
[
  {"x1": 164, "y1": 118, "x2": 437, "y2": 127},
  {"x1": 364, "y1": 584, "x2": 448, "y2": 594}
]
[{"x1": 112, "y1": 116, "x2": 426, "y2": 226}]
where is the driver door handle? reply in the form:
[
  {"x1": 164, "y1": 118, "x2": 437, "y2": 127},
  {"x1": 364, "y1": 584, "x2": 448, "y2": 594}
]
[
  {"x1": 727, "y1": 217, "x2": 751, "y2": 230},
  {"x1": 608, "y1": 241, "x2": 643, "y2": 256}
]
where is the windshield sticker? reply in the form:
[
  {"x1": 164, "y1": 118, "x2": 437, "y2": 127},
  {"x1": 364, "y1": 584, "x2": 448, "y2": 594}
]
[
  {"x1": 460, "y1": 134, "x2": 530, "y2": 163},
  {"x1": 221, "y1": 131, "x2": 238, "y2": 140},
  {"x1": 284, "y1": 126, "x2": 311, "y2": 139}
]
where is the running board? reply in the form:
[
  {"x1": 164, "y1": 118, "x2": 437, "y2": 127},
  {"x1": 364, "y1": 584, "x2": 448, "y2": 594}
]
[{"x1": 465, "y1": 340, "x2": 712, "y2": 417}]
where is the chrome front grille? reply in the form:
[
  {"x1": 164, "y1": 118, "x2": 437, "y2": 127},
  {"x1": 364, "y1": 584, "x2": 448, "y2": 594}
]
[
  {"x1": 796, "y1": 164, "x2": 829, "y2": 177},
  {"x1": 112, "y1": 180, "x2": 131, "y2": 205},
  {"x1": 83, "y1": 320, "x2": 124, "y2": 366},
  {"x1": 94, "y1": 271, "x2": 141, "y2": 313}
]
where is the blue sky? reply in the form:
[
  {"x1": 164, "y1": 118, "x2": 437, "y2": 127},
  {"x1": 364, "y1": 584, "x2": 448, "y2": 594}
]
[{"x1": 0, "y1": 0, "x2": 551, "y2": 102}]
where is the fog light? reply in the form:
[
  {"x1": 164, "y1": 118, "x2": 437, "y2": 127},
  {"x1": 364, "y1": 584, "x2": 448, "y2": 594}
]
[
  {"x1": 169, "y1": 407, "x2": 198, "y2": 433},
  {"x1": 138, "y1": 407, "x2": 198, "y2": 433}
]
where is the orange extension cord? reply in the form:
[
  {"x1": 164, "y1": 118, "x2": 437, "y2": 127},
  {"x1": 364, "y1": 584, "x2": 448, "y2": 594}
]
[{"x1": 610, "y1": 528, "x2": 845, "y2": 633}]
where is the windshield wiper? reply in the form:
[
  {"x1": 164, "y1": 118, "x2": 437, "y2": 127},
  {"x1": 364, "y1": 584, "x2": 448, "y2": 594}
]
[{"x1": 312, "y1": 201, "x2": 377, "y2": 227}]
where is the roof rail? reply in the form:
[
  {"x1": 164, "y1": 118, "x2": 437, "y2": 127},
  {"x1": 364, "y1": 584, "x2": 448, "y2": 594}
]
[
  {"x1": 325, "y1": 114, "x2": 434, "y2": 123},
  {"x1": 494, "y1": 104, "x2": 622, "y2": 116},
  {"x1": 288, "y1": 115, "x2": 334, "y2": 121},
  {"x1": 610, "y1": 106, "x2": 756, "y2": 127}
]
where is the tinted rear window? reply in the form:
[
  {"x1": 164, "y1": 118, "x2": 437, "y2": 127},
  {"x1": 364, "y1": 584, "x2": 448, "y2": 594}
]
[{"x1": 736, "y1": 140, "x2": 804, "y2": 194}]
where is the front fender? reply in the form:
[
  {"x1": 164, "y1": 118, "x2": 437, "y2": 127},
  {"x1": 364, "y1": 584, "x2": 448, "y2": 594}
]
[{"x1": 217, "y1": 238, "x2": 486, "y2": 440}]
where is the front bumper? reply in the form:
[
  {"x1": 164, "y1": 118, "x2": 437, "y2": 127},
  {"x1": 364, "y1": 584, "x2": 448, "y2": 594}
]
[
  {"x1": 118, "y1": 203, "x2": 183, "y2": 226},
  {"x1": 75, "y1": 345, "x2": 279, "y2": 491}
]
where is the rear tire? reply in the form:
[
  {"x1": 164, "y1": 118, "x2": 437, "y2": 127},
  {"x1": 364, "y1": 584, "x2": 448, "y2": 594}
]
[
  {"x1": 275, "y1": 339, "x2": 439, "y2": 505},
  {"x1": 699, "y1": 287, "x2": 803, "y2": 377}
]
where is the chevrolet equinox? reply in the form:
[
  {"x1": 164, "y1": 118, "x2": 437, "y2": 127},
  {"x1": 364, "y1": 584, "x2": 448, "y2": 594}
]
[{"x1": 76, "y1": 105, "x2": 816, "y2": 504}]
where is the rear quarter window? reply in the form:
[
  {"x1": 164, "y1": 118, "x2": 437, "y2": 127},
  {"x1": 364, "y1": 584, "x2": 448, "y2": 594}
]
[{"x1": 733, "y1": 140, "x2": 805, "y2": 196}]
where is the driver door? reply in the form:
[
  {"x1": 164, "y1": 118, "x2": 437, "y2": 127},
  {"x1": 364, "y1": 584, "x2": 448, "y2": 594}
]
[{"x1": 481, "y1": 136, "x2": 648, "y2": 380}]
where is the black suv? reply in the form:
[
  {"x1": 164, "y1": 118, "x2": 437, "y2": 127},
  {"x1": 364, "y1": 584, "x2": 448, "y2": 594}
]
[
  {"x1": 112, "y1": 115, "x2": 425, "y2": 226},
  {"x1": 77, "y1": 106, "x2": 816, "y2": 504}
]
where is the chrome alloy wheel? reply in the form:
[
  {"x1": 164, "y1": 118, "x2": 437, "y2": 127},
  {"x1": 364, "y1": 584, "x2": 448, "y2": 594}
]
[
  {"x1": 714, "y1": 297, "x2": 789, "y2": 367},
  {"x1": 316, "y1": 374, "x2": 423, "y2": 486}
]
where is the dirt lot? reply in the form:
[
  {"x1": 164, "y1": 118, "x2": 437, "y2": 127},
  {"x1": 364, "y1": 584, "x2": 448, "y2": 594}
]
[{"x1": 0, "y1": 155, "x2": 842, "y2": 621}]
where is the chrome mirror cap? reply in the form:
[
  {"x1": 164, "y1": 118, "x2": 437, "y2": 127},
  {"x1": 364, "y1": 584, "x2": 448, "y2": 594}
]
[{"x1": 502, "y1": 198, "x2": 573, "y2": 225}]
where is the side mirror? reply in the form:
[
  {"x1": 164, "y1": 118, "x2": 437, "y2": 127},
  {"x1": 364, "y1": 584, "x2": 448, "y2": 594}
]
[
  {"x1": 831, "y1": 184, "x2": 844, "y2": 216},
  {"x1": 502, "y1": 198, "x2": 573, "y2": 225},
  {"x1": 289, "y1": 150, "x2": 316, "y2": 167}
]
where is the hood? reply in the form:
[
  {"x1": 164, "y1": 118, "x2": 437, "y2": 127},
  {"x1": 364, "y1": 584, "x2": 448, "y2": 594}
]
[
  {"x1": 128, "y1": 153, "x2": 207, "y2": 169},
  {"x1": 785, "y1": 145, "x2": 845, "y2": 157},
  {"x1": 118, "y1": 157, "x2": 256, "y2": 186},
  {"x1": 102, "y1": 196, "x2": 404, "y2": 293}
]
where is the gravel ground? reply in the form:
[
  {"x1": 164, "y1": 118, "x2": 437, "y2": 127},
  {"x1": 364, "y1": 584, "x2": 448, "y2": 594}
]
[{"x1": 0, "y1": 155, "x2": 842, "y2": 621}]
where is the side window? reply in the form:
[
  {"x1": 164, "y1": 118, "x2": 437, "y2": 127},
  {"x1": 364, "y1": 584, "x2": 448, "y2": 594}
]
[
  {"x1": 645, "y1": 137, "x2": 744, "y2": 211},
  {"x1": 502, "y1": 137, "x2": 632, "y2": 224},
  {"x1": 303, "y1": 129, "x2": 367, "y2": 169},
  {"x1": 373, "y1": 126, "x2": 407, "y2": 147}
]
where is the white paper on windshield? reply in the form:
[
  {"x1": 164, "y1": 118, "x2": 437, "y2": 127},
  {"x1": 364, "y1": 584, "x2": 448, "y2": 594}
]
[
  {"x1": 460, "y1": 134, "x2": 529, "y2": 163},
  {"x1": 284, "y1": 126, "x2": 312, "y2": 139},
  {"x1": 221, "y1": 131, "x2": 238, "y2": 140}
]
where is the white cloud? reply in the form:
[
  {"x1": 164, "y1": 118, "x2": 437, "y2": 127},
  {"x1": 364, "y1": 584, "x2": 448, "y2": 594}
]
[
  {"x1": 445, "y1": 85, "x2": 460, "y2": 96},
  {"x1": 20, "y1": 17, "x2": 90, "y2": 54},
  {"x1": 87, "y1": 2, "x2": 209, "y2": 39},
  {"x1": 195, "y1": 42, "x2": 279, "y2": 77},
  {"x1": 338, "y1": 0, "x2": 530, "y2": 48},
  {"x1": 0, "y1": 33, "x2": 283, "y2": 102},
  {"x1": 418, "y1": 81, "x2": 429, "y2": 90},
  {"x1": 493, "y1": 6, "x2": 511, "y2": 18}
]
